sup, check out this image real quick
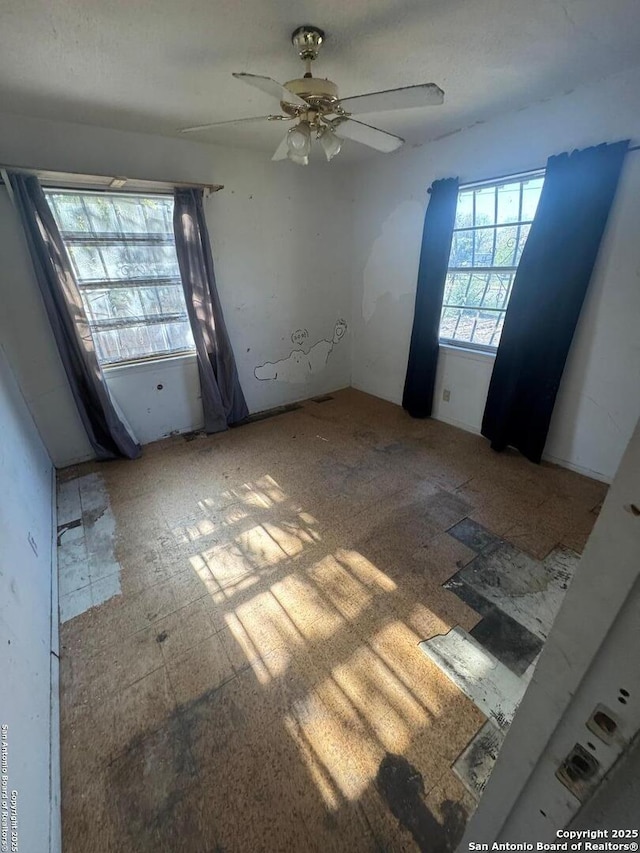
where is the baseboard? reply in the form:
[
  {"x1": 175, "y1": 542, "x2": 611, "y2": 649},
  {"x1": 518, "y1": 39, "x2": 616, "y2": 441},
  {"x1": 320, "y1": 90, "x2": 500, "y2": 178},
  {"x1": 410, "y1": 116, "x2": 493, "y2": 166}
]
[
  {"x1": 542, "y1": 452, "x2": 611, "y2": 484},
  {"x1": 349, "y1": 387, "x2": 611, "y2": 483},
  {"x1": 349, "y1": 381, "x2": 401, "y2": 407},
  {"x1": 49, "y1": 467, "x2": 61, "y2": 853},
  {"x1": 432, "y1": 412, "x2": 482, "y2": 436},
  {"x1": 56, "y1": 451, "x2": 95, "y2": 470},
  {"x1": 249, "y1": 385, "x2": 352, "y2": 417}
]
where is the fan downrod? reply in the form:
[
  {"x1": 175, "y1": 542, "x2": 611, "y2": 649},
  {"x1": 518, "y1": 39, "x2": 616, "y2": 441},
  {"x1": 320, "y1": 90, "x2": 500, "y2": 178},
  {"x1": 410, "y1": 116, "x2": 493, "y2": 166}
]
[{"x1": 291, "y1": 26, "x2": 326, "y2": 63}]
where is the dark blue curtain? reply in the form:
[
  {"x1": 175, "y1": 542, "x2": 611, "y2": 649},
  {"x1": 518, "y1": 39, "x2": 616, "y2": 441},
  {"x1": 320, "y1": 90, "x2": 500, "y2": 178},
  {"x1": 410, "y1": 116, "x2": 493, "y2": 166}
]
[
  {"x1": 173, "y1": 189, "x2": 249, "y2": 432},
  {"x1": 403, "y1": 178, "x2": 459, "y2": 418},
  {"x1": 9, "y1": 172, "x2": 141, "y2": 460},
  {"x1": 482, "y1": 141, "x2": 629, "y2": 463}
]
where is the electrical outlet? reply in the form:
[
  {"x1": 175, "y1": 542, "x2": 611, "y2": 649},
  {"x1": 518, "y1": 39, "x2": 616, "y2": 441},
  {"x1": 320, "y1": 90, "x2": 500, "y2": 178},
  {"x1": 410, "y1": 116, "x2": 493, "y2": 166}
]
[
  {"x1": 442, "y1": 389, "x2": 451, "y2": 402},
  {"x1": 556, "y1": 743, "x2": 600, "y2": 801}
]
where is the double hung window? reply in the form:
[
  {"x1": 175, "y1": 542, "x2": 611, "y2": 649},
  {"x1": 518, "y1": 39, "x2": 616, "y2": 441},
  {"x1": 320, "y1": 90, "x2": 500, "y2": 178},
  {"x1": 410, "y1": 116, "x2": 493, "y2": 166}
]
[
  {"x1": 45, "y1": 190, "x2": 195, "y2": 366},
  {"x1": 439, "y1": 173, "x2": 545, "y2": 351}
]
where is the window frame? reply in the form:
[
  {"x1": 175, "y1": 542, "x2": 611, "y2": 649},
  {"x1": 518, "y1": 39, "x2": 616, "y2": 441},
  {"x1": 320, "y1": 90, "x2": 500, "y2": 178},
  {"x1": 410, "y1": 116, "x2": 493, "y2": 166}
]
[
  {"x1": 439, "y1": 169, "x2": 546, "y2": 355},
  {"x1": 44, "y1": 186, "x2": 196, "y2": 368}
]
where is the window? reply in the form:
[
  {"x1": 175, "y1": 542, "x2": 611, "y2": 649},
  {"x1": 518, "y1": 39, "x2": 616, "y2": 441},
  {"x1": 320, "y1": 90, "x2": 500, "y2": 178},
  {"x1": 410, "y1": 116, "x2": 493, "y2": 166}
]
[
  {"x1": 439, "y1": 172, "x2": 545, "y2": 351},
  {"x1": 45, "y1": 189, "x2": 195, "y2": 366}
]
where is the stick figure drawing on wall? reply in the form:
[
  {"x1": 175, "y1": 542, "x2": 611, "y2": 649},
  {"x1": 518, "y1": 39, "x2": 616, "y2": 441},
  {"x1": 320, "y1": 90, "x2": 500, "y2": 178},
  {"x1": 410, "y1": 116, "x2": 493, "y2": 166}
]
[{"x1": 254, "y1": 319, "x2": 347, "y2": 383}]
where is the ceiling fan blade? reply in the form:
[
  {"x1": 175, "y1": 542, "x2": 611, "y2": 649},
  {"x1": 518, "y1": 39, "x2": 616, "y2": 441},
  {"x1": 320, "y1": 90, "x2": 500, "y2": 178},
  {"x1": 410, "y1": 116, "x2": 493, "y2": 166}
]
[
  {"x1": 334, "y1": 119, "x2": 404, "y2": 153},
  {"x1": 232, "y1": 73, "x2": 308, "y2": 107},
  {"x1": 180, "y1": 115, "x2": 281, "y2": 133},
  {"x1": 272, "y1": 133, "x2": 290, "y2": 161},
  {"x1": 337, "y1": 83, "x2": 444, "y2": 115}
]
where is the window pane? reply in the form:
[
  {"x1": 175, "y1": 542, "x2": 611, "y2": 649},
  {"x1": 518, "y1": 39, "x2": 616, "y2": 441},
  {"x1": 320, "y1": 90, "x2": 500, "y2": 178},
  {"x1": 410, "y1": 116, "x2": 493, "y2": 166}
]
[
  {"x1": 443, "y1": 272, "x2": 515, "y2": 313},
  {"x1": 67, "y1": 243, "x2": 179, "y2": 282},
  {"x1": 474, "y1": 187, "x2": 496, "y2": 226},
  {"x1": 157, "y1": 285, "x2": 186, "y2": 314},
  {"x1": 496, "y1": 183, "x2": 521, "y2": 224},
  {"x1": 443, "y1": 273, "x2": 472, "y2": 306},
  {"x1": 451, "y1": 224, "x2": 531, "y2": 270},
  {"x1": 78, "y1": 195, "x2": 120, "y2": 233},
  {"x1": 442, "y1": 308, "x2": 501, "y2": 347},
  {"x1": 165, "y1": 321, "x2": 195, "y2": 352},
  {"x1": 84, "y1": 289, "x2": 151, "y2": 324},
  {"x1": 450, "y1": 231, "x2": 474, "y2": 267},
  {"x1": 513, "y1": 223, "x2": 532, "y2": 265},
  {"x1": 45, "y1": 189, "x2": 195, "y2": 365},
  {"x1": 492, "y1": 225, "x2": 520, "y2": 266},
  {"x1": 463, "y1": 274, "x2": 489, "y2": 308},
  {"x1": 481, "y1": 273, "x2": 515, "y2": 310},
  {"x1": 92, "y1": 321, "x2": 193, "y2": 364},
  {"x1": 454, "y1": 191, "x2": 474, "y2": 229},
  {"x1": 82, "y1": 290, "x2": 113, "y2": 322},
  {"x1": 490, "y1": 314, "x2": 505, "y2": 347},
  {"x1": 136, "y1": 285, "x2": 186, "y2": 317},
  {"x1": 99, "y1": 324, "x2": 153, "y2": 363},
  {"x1": 81, "y1": 287, "x2": 185, "y2": 324},
  {"x1": 472, "y1": 311, "x2": 503, "y2": 347},
  {"x1": 47, "y1": 195, "x2": 92, "y2": 232},
  {"x1": 49, "y1": 192, "x2": 175, "y2": 237},
  {"x1": 521, "y1": 177, "x2": 544, "y2": 220},
  {"x1": 110, "y1": 196, "x2": 172, "y2": 235},
  {"x1": 440, "y1": 307, "x2": 463, "y2": 341},
  {"x1": 450, "y1": 308, "x2": 479, "y2": 344},
  {"x1": 473, "y1": 228, "x2": 497, "y2": 266},
  {"x1": 441, "y1": 172, "x2": 544, "y2": 349},
  {"x1": 92, "y1": 329, "x2": 123, "y2": 364}
]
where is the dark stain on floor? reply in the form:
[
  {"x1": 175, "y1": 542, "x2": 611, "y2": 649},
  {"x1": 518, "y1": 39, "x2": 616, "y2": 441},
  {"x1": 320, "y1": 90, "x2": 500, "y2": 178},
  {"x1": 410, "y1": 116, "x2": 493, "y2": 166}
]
[
  {"x1": 109, "y1": 712, "x2": 201, "y2": 852},
  {"x1": 447, "y1": 518, "x2": 503, "y2": 555},
  {"x1": 83, "y1": 506, "x2": 107, "y2": 527},
  {"x1": 376, "y1": 753, "x2": 467, "y2": 853}
]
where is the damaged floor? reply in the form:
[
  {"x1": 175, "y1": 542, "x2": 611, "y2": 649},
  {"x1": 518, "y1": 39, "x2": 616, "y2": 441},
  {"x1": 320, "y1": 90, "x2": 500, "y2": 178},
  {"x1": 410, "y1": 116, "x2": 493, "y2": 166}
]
[
  {"x1": 57, "y1": 388, "x2": 606, "y2": 853},
  {"x1": 420, "y1": 519, "x2": 581, "y2": 798}
]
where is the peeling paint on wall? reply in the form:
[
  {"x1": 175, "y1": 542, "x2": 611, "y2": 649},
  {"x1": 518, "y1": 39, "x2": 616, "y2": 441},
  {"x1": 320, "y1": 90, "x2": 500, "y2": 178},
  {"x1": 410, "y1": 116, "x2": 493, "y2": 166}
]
[
  {"x1": 254, "y1": 319, "x2": 347, "y2": 384},
  {"x1": 362, "y1": 201, "x2": 423, "y2": 323}
]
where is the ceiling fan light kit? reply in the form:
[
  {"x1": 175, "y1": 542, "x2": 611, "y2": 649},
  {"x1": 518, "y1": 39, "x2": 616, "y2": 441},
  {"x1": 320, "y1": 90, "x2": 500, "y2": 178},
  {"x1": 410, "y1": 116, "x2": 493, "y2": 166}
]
[
  {"x1": 180, "y1": 25, "x2": 445, "y2": 166},
  {"x1": 287, "y1": 121, "x2": 312, "y2": 164},
  {"x1": 319, "y1": 127, "x2": 342, "y2": 162}
]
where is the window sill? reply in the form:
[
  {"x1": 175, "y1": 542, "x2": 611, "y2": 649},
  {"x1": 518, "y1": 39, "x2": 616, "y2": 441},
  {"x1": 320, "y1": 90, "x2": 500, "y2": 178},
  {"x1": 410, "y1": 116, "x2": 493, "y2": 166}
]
[
  {"x1": 438, "y1": 342, "x2": 497, "y2": 362},
  {"x1": 103, "y1": 351, "x2": 198, "y2": 375}
]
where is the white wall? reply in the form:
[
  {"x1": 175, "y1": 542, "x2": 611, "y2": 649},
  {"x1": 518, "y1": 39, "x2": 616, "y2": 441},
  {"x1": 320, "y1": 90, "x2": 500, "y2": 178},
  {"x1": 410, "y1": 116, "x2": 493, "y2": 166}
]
[
  {"x1": 3, "y1": 66, "x2": 640, "y2": 479},
  {"x1": 104, "y1": 355, "x2": 203, "y2": 445},
  {"x1": 349, "y1": 65, "x2": 640, "y2": 482},
  {"x1": 0, "y1": 113, "x2": 353, "y2": 465},
  {"x1": 0, "y1": 342, "x2": 59, "y2": 852}
]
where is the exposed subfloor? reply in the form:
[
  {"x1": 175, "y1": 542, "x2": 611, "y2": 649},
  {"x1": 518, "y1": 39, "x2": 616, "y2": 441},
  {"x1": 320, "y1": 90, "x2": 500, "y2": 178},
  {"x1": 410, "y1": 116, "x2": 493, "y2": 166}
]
[{"x1": 57, "y1": 388, "x2": 606, "y2": 853}]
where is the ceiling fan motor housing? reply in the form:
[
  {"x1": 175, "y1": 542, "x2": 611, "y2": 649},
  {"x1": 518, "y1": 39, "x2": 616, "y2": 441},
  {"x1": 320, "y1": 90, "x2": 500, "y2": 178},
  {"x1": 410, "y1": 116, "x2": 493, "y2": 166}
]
[{"x1": 281, "y1": 77, "x2": 339, "y2": 115}]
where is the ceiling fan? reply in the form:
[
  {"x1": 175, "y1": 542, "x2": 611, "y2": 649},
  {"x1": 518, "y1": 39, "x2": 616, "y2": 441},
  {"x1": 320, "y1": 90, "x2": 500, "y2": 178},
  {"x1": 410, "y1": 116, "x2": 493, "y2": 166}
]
[{"x1": 180, "y1": 25, "x2": 445, "y2": 165}]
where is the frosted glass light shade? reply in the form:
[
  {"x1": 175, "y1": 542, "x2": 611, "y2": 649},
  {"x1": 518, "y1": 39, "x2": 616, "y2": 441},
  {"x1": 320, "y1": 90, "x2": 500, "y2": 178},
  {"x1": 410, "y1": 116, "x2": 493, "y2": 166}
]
[
  {"x1": 287, "y1": 122, "x2": 311, "y2": 158},
  {"x1": 287, "y1": 152, "x2": 309, "y2": 166},
  {"x1": 320, "y1": 129, "x2": 342, "y2": 161}
]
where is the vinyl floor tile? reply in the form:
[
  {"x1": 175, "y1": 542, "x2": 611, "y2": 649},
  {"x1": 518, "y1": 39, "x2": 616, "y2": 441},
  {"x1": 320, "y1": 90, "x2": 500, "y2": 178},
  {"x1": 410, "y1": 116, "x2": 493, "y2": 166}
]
[{"x1": 58, "y1": 388, "x2": 603, "y2": 852}]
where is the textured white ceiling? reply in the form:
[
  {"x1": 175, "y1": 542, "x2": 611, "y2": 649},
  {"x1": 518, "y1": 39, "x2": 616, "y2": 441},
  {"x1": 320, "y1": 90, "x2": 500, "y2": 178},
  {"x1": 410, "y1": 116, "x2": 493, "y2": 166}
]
[{"x1": 1, "y1": 0, "x2": 640, "y2": 162}]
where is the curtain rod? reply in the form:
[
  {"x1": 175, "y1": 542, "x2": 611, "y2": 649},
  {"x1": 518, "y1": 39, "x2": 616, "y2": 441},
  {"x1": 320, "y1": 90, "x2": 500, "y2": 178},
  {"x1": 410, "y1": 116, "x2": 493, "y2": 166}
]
[
  {"x1": 0, "y1": 163, "x2": 223, "y2": 195},
  {"x1": 460, "y1": 143, "x2": 640, "y2": 190}
]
